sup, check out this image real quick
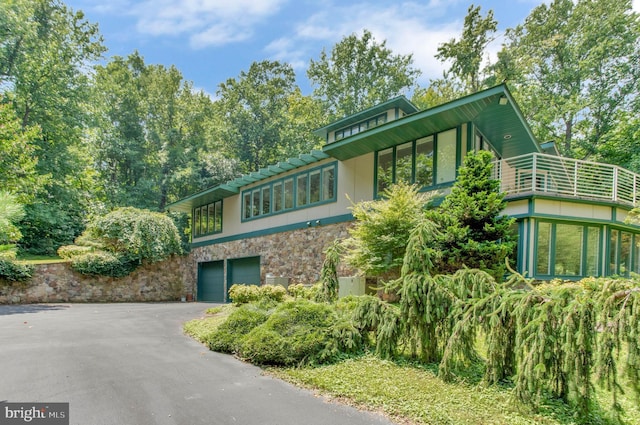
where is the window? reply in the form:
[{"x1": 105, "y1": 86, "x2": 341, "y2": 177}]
[
  {"x1": 536, "y1": 221, "x2": 602, "y2": 277},
  {"x1": 193, "y1": 200, "x2": 223, "y2": 237},
  {"x1": 241, "y1": 163, "x2": 338, "y2": 220},
  {"x1": 376, "y1": 148, "x2": 393, "y2": 194},
  {"x1": 297, "y1": 174, "x2": 308, "y2": 207},
  {"x1": 374, "y1": 128, "x2": 461, "y2": 196},
  {"x1": 415, "y1": 136, "x2": 434, "y2": 187},
  {"x1": 273, "y1": 182, "x2": 283, "y2": 212},
  {"x1": 436, "y1": 129, "x2": 457, "y2": 184},
  {"x1": 335, "y1": 113, "x2": 387, "y2": 141}
]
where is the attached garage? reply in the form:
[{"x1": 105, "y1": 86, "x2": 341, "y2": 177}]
[
  {"x1": 197, "y1": 260, "x2": 225, "y2": 302},
  {"x1": 227, "y1": 256, "x2": 261, "y2": 287}
]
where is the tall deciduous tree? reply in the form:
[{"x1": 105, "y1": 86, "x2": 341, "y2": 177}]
[
  {"x1": 435, "y1": 4, "x2": 498, "y2": 94},
  {"x1": 217, "y1": 60, "x2": 322, "y2": 173},
  {"x1": 498, "y1": 0, "x2": 640, "y2": 158},
  {"x1": 0, "y1": 0, "x2": 105, "y2": 254},
  {"x1": 307, "y1": 29, "x2": 420, "y2": 119}
]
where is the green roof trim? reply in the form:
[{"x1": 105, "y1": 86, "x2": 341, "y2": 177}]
[
  {"x1": 313, "y1": 95, "x2": 420, "y2": 141},
  {"x1": 322, "y1": 85, "x2": 540, "y2": 161},
  {"x1": 167, "y1": 150, "x2": 333, "y2": 213}
]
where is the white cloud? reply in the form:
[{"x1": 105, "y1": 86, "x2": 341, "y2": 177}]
[
  {"x1": 266, "y1": 1, "x2": 461, "y2": 85},
  {"x1": 130, "y1": 0, "x2": 287, "y2": 48}
]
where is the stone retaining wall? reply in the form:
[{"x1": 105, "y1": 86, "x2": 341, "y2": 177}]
[{"x1": 0, "y1": 256, "x2": 196, "y2": 304}]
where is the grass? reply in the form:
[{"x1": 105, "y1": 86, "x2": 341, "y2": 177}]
[
  {"x1": 16, "y1": 254, "x2": 66, "y2": 265},
  {"x1": 185, "y1": 306, "x2": 640, "y2": 425},
  {"x1": 183, "y1": 305, "x2": 233, "y2": 343}
]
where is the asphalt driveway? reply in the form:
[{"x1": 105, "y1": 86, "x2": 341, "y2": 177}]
[{"x1": 0, "y1": 303, "x2": 394, "y2": 425}]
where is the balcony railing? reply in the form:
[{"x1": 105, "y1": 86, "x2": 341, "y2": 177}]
[{"x1": 492, "y1": 153, "x2": 639, "y2": 207}]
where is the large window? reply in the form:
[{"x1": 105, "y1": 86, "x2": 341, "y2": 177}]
[
  {"x1": 535, "y1": 221, "x2": 601, "y2": 277},
  {"x1": 242, "y1": 163, "x2": 337, "y2": 221},
  {"x1": 375, "y1": 127, "x2": 463, "y2": 196},
  {"x1": 193, "y1": 200, "x2": 223, "y2": 238}
]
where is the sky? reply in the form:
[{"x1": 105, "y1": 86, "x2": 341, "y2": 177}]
[{"x1": 65, "y1": 0, "x2": 640, "y2": 98}]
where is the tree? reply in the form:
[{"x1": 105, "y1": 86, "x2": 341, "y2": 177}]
[
  {"x1": 1, "y1": 0, "x2": 105, "y2": 253},
  {"x1": 428, "y1": 151, "x2": 516, "y2": 280},
  {"x1": 0, "y1": 103, "x2": 44, "y2": 202},
  {"x1": 217, "y1": 60, "x2": 322, "y2": 173},
  {"x1": 343, "y1": 182, "x2": 431, "y2": 281},
  {"x1": 435, "y1": 4, "x2": 498, "y2": 94},
  {"x1": 91, "y1": 53, "x2": 231, "y2": 211},
  {"x1": 498, "y1": 0, "x2": 640, "y2": 158},
  {"x1": 0, "y1": 192, "x2": 25, "y2": 247},
  {"x1": 307, "y1": 29, "x2": 420, "y2": 119}
]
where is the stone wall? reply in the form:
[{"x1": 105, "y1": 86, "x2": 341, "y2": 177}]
[
  {"x1": 0, "y1": 256, "x2": 196, "y2": 304},
  {"x1": 192, "y1": 221, "x2": 357, "y2": 285}
]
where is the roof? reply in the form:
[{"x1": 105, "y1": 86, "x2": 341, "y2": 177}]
[
  {"x1": 167, "y1": 150, "x2": 331, "y2": 213},
  {"x1": 312, "y1": 96, "x2": 420, "y2": 141},
  {"x1": 322, "y1": 84, "x2": 540, "y2": 161},
  {"x1": 168, "y1": 84, "x2": 540, "y2": 213}
]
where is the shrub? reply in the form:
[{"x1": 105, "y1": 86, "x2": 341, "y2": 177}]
[
  {"x1": 207, "y1": 304, "x2": 271, "y2": 353},
  {"x1": 288, "y1": 283, "x2": 320, "y2": 300},
  {"x1": 0, "y1": 244, "x2": 17, "y2": 260},
  {"x1": 70, "y1": 251, "x2": 137, "y2": 278},
  {"x1": 228, "y1": 284, "x2": 261, "y2": 305},
  {"x1": 83, "y1": 207, "x2": 182, "y2": 263},
  {"x1": 0, "y1": 258, "x2": 34, "y2": 282},
  {"x1": 239, "y1": 300, "x2": 338, "y2": 365},
  {"x1": 57, "y1": 244, "x2": 93, "y2": 259},
  {"x1": 228, "y1": 284, "x2": 288, "y2": 305}
]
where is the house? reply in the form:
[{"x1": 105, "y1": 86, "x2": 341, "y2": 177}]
[{"x1": 168, "y1": 84, "x2": 640, "y2": 302}]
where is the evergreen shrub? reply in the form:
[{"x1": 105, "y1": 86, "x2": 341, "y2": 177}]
[
  {"x1": 239, "y1": 300, "x2": 339, "y2": 365},
  {"x1": 228, "y1": 284, "x2": 287, "y2": 305},
  {"x1": 0, "y1": 258, "x2": 34, "y2": 283},
  {"x1": 207, "y1": 304, "x2": 271, "y2": 353},
  {"x1": 70, "y1": 251, "x2": 136, "y2": 278}
]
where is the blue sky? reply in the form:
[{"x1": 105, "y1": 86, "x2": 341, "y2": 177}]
[{"x1": 65, "y1": 0, "x2": 640, "y2": 97}]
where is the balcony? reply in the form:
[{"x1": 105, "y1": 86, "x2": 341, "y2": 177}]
[{"x1": 493, "y1": 153, "x2": 639, "y2": 208}]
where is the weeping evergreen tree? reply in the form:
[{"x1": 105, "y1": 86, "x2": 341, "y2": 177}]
[{"x1": 429, "y1": 150, "x2": 516, "y2": 280}]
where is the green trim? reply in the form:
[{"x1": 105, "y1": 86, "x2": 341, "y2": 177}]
[{"x1": 191, "y1": 213, "x2": 355, "y2": 248}]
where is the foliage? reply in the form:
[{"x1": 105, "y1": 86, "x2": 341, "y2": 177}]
[
  {"x1": 70, "y1": 251, "x2": 136, "y2": 278},
  {"x1": 0, "y1": 104, "x2": 44, "y2": 201},
  {"x1": 207, "y1": 303, "x2": 272, "y2": 353},
  {"x1": 216, "y1": 60, "x2": 322, "y2": 173},
  {"x1": 344, "y1": 182, "x2": 430, "y2": 280},
  {"x1": 435, "y1": 5, "x2": 498, "y2": 94},
  {"x1": 239, "y1": 300, "x2": 340, "y2": 366},
  {"x1": 82, "y1": 207, "x2": 182, "y2": 263},
  {"x1": 0, "y1": 244, "x2": 17, "y2": 260},
  {"x1": 307, "y1": 29, "x2": 420, "y2": 119},
  {"x1": 318, "y1": 240, "x2": 341, "y2": 302},
  {"x1": 167, "y1": 211, "x2": 191, "y2": 254},
  {"x1": 0, "y1": 191, "x2": 25, "y2": 245},
  {"x1": 428, "y1": 151, "x2": 516, "y2": 280},
  {"x1": 228, "y1": 284, "x2": 287, "y2": 305},
  {"x1": 287, "y1": 283, "x2": 320, "y2": 300},
  {"x1": 18, "y1": 202, "x2": 85, "y2": 256},
  {"x1": 0, "y1": 258, "x2": 34, "y2": 283},
  {"x1": 57, "y1": 244, "x2": 93, "y2": 259},
  {"x1": 496, "y1": 0, "x2": 640, "y2": 158},
  {"x1": 351, "y1": 295, "x2": 402, "y2": 359}
]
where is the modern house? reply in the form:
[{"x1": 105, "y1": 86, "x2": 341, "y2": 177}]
[{"x1": 169, "y1": 84, "x2": 640, "y2": 302}]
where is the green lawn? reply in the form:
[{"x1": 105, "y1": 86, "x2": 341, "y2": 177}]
[
  {"x1": 16, "y1": 254, "x2": 66, "y2": 264},
  {"x1": 186, "y1": 307, "x2": 640, "y2": 425}
]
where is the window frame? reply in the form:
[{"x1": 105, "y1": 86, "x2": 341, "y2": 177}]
[
  {"x1": 241, "y1": 162, "x2": 338, "y2": 222},
  {"x1": 192, "y1": 199, "x2": 224, "y2": 238}
]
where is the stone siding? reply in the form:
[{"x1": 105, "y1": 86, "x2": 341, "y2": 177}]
[
  {"x1": 192, "y1": 221, "x2": 357, "y2": 286},
  {"x1": 0, "y1": 256, "x2": 196, "y2": 304}
]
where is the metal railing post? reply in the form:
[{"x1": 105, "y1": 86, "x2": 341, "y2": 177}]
[
  {"x1": 532, "y1": 154, "x2": 537, "y2": 193},
  {"x1": 612, "y1": 167, "x2": 618, "y2": 202}
]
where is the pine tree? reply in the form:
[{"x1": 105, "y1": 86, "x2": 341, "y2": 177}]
[{"x1": 430, "y1": 150, "x2": 516, "y2": 280}]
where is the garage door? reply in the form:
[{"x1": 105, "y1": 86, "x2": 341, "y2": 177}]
[
  {"x1": 227, "y1": 256, "x2": 261, "y2": 288},
  {"x1": 198, "y1": 261, "x2": 225, "y2": 302}
]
